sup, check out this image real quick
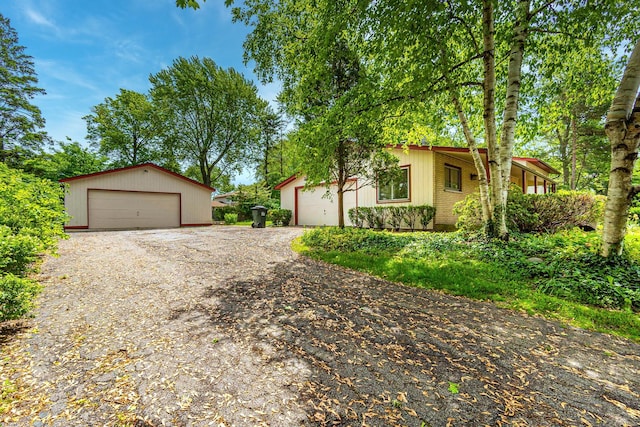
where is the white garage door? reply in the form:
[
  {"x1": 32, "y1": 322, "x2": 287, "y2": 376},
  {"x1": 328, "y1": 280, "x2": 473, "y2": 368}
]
[
  {"x1": 88, "y1": 190, "x2": 180, "y2": 230},
  {"x1": 296, "y1": 185, "x2": 356, "y2": 226}
]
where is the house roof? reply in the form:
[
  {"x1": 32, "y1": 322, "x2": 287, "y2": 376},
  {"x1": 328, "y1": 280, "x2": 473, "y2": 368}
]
[
  {"x1": 211, "y1": 200, "x2": 228, "y2": 208},
  {"x1": 60, "y1": 162, "x2": 216, "y2": 192},
  {"x1": 274, "y1": 174, "x2": 299, "y2": 190},
  {"x1": 212, "y1": 191, "x2": 237, "y2": 200},
  {"x1": 513, "y1": 157, "x2": 561, "y2": 175},
  {"x1": 273, "y1": 145, "x2": 558, "y2": 189}
]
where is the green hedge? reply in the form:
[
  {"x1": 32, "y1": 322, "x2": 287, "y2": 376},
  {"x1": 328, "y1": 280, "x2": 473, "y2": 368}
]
[
  {"x1": 269, "y1": 209, "x2": 292, "y2": 226},
  {"x1": 0, "y1": 163, "x2": 67, "y2": 321},
  {"x1": 454, "y1": 187, "x2": 605, "y2": 234},
  {"x1": 348, "y1": 205, "x2": 436, "y2": 231}
]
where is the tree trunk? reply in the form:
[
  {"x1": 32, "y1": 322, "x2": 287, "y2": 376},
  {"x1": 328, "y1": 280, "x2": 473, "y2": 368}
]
[
  {"x1": 450, "y1": 89, "x2": 492, "y2": 227},
  {"x1": 482, "y1": 0, "x2": 501, "y2": 237},
  {"x1": 602, "y1": 40, "x2": 640, "y2": 257},
  {"x1": 337, "y1": 185, "x2": 345, "y2": 229},
  {"x1": 571, "y1": 115, "x2": 577, "y2": 190},
  {"x1": 496, "y1": 0, "x2": 530, "y2": 239},
  {"x1": 557, "y1": 123, "x2": 571, "y2": 187}
]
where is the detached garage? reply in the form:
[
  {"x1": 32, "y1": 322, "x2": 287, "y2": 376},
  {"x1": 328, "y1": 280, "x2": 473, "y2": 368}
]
[{"x1": 61, "y1": 163, "x2": 214, "y2": 231}]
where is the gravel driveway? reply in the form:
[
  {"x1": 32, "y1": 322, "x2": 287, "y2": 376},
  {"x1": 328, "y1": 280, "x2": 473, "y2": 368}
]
[{"x1": 1, "y1": 226, "x2": 639, "y2": 426}]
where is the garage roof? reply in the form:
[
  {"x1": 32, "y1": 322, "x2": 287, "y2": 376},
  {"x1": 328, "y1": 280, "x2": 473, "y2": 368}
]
[{"x1": 60, "y1": 162, "x2": 216, "y2": 192}]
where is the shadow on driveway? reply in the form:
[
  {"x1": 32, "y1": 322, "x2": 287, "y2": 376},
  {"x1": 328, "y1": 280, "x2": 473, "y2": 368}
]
[{"x1": 174, "y1": 255, "x2": 640, "y2": 426}]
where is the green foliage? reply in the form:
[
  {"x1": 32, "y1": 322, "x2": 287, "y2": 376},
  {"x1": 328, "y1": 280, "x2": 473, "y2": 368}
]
[
  {"x1": 348, "y1": 207, "x2": 364, "y2": 228},
  {"x1": 84, "y1": 89, "x2": 162, "y2": 168},
  {"x1": 297, "y1": 227, "x2": 640, "y2": 341},
  {"x1": 233, "y1": 182, "x2": 279, "y2": 221},
  {"x1": 0, "y1": 274, "x2": 41, "y2": 321},
  {"x1": 0, "y1": 14, "x2": 47, "y2": 160},
  {"x1": 348, "y1": 205, "x2": 436, "y2": 231},
  {"x1": 448, "y1": 382, "x2": 459, "y2": 394},
  {"x1": 212, "y1": 206, "x2": 235, "y2": 222},
  {"x1": 455, "y1": 188, "x2": 604, "y2": 234},
  {"x1": 150, "y1": 56, "x2": 264, "y2": 188},
  {"x1": 388, "y1": 206, "x2": 403, "y2": 231},
  {"x1": 223, "y1": 213, "x2": 238, "y2": 225},
  {"x1": 373, "y1": 207, "x2": 388, "y2": 230},
  {"x1": 418, "y1": 205, "x2": 437, "y2": 231},
  {"x1": 268, "y1": 209, "x2": 292, "y2": 226},
  {"x1": 0, "y1": 163, "x2": 67, "y2": 321},
  {"x1": 22, "y1": 140, "x2": 108, "y2": 181},
  {"x1": 402, "y1": 206, "x2": 420, "y2": 232}
]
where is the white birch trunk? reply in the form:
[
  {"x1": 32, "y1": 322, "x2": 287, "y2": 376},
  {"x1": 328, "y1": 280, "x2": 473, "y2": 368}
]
[
  {"x1": 482, "y1": 0, "x2": 502, "y2": 236},
  {"x1": 450, "y1": 90, "x2": 492, "y2": 226},
  {"x1": 602, "y1": 40, "x2": 640, "y2": 257},
  {"x1": 497, "y1": 0, "x2": 530, "y2": 238}
]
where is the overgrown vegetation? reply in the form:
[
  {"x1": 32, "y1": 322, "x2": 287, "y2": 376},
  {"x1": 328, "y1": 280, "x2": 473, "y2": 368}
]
[
  {"x1": 0, "y1": 164, "x2": 67, "y2": 321},
  {"x1": 298, "y1": 226, "x2": 640, "y2": 341}
]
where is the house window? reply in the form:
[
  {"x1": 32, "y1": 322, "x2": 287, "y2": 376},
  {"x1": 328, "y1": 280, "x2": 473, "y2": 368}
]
[
  {"x1": 378, "y1": 166, "x2": 410, "y2": 202},
  {"x1": 444, "y1": 164, "x2": 462, "y2": 191}
]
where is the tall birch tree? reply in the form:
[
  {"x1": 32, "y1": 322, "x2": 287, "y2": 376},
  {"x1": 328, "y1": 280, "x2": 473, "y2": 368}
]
[{"x1": 601, "y1": 40, "x2": 640, "y2": 257}]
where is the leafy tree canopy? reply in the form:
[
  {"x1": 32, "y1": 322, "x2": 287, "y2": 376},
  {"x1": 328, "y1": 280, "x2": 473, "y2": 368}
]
[
  {"x1": 150, "y1": 56, "x2": 265, "y2": 188},
  {"x1": 22, "y1": 139, "x2": 108, "y2": 181},
  {"x1": 0, "y1": 13, "x2": 47, "y2": 162},
  {"x1": 84, "y1": 89, "x2": 163, "y2": 168}
]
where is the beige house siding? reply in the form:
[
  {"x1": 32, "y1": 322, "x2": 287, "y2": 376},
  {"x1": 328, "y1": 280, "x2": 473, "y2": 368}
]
[
  {"x1": 433, "y1": 152, "x2": 479, "y2": 226},
  {"x1": 62, "y1": 164, "x2": 213, "y2": 229},
  {"x1": 357, "y1": 148, "x2": 435, "y2": 209}
]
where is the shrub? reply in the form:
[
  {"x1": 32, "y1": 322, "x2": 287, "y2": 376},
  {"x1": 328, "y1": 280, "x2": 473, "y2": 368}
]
[
  {"x1": 360, "y1": 207, "x2": 376, "y2": 229},
  {"x1": 0, "y1": 274, "x2": 42, "y2": 321},
  {"x1": 455, "y1": 187, "x2": 604, "y2": 234},
  {"x1": 348, "y1": 207, "x2": 365, "y2": 228},
  {"x1": 0, "y1": 163, "x2": 67, "y2": 321},
  {"x1": 224, "y1": 213, "x2": 238, "y2": 225},
  {"x1": 417, "y1": 205, "x2": 437, "y2": 231},
  {"x1": 531, "y1": 191, "x2": 604, "y2": 233},
  {"x1": 301, "y1": 227, "x2": 413, "y2": 253},
  {"x1": 373, "y1": 207, "x2": 389, "y2": 230},
  {"x1": 212, "y1": 206, "x2": 235, "y2": 221},
  {"x1": 269, "y1": 209, "x2": 292, "y2": 226},
  {"x1": 402, "y1": 206, "x2": 421, "y2": 231},
  {"x1": 388, "y1": 206, "x2": 404, "y2": 231}
]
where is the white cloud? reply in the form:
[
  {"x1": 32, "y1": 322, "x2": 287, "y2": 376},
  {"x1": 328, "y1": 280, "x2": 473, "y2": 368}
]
[
  {"x1": 35, "y1": 59, "x2": 100, "y2": 93},
  {"x1": 25, "y1": 7, "x2": 55, "y2": 28}
]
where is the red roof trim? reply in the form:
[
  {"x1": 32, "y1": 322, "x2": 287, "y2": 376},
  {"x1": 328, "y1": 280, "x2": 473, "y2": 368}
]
[
  {"x1": 59, "y1": 163, "x2": 215, "y2": 192},
  {"x1": 274, "y1": 174, "x2": 298, "y2": 190}
]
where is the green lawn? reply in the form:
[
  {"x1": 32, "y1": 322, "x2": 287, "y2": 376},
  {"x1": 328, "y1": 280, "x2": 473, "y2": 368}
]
[{"x1": 295, "y1": 226, "x2": 640, "y2": 342}]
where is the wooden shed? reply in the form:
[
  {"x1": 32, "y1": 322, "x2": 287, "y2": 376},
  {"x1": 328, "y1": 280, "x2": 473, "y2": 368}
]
[{"x1": 60, "y1": 163, "x2": 214, "y2": 231}]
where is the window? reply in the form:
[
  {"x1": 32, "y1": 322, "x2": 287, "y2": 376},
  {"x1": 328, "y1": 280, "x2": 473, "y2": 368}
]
[
  {"x1": 444, "y1": 164, "x2": 461, "y2": 191},
  {"x1": 378, "y1": 167, "x2": 410, "y2": 202}
]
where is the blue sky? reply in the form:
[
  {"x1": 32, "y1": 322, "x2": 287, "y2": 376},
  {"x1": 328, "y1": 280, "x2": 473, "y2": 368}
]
[{"x1": 3, "y1": 0, "x2": 278, "y2": 181}]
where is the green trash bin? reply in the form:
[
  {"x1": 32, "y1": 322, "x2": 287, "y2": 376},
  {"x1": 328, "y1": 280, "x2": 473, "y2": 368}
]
[{"x1": 251, "y1": 205, "x2": 268, "y2": 228}]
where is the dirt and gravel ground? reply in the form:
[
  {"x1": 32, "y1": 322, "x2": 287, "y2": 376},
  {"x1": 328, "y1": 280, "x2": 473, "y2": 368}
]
[{"x1": 1, "y1": 226, "x2": 639, "y2": 426}]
